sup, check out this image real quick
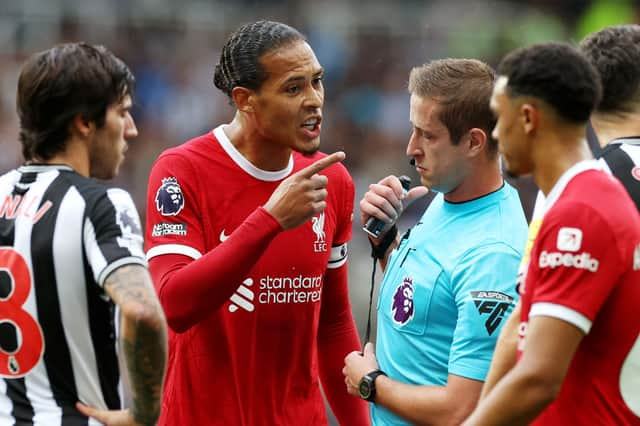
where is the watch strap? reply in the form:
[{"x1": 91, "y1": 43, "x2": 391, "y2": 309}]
[{"x1": 361, "y1": 369, "x2": 387, "y2": 402}]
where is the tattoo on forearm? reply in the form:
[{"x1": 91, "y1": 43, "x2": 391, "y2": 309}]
[{"x1": 105, "y1": 265, "x2": 168, "y2": 425}]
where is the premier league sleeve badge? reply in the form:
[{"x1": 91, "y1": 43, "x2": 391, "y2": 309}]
[{"x1": 155, "y1": 177, "x2": 185, "y2": 216}]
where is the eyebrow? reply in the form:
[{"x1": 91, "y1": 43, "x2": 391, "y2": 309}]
[
  {"x1": 284, "y1": 76, "x2": 305, "y2": 84},
  {"x1": 282, "y1": 68, "x2": 325, "y2": 85}
]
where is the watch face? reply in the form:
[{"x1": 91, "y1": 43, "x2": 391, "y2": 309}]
[{"x1": 358, "y1": 379, "x2": 372, "y2": 399}]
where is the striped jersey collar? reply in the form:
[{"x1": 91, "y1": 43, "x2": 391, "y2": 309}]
[
  {"x1": 18, "y1": 164, "x2": 74, "y2": 173},
  {"x1": 609, "y1": 136, "x2": 640, "y2": 145}
]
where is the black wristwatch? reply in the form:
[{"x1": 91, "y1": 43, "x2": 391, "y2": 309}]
[{"x1": 358, "y1": 369, "x2": 387, "y2": 402}]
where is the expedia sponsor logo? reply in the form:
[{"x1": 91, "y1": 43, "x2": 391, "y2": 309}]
[
  {"x1": 556, "y1": 227, "x2": 582, "y2": 252},
  {"x1": 539, "y1": 250, "x2": 599, "y2": 272},
  {"x1": 151, "y1": 222, "x2": 187, "y2": 237}
]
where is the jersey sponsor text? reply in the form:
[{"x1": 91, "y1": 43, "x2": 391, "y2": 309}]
[
  {"x1": 258, "y1": 274, "x2": 322, "y2": 305},
  {"x1": 539, "y1": 250, "x2": 599, "y2": 272},
  {"x1": 151, "y1": 222, "x2": 187, "y2": 237},
  {"x1": 229, "y1": 274, "x2": 324, "y2": 312}
]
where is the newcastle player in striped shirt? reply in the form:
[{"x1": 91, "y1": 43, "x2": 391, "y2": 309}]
[
  {"x1": 581, "y1": 24, "x2": 640, "y2": 211},
  {"x1": 0, "y1": 43, "x2": 167, "y2": 425}
]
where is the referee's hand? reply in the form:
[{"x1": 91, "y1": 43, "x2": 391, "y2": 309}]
[{"x1": 360, "y1": 175, "x2": 429, "y2": 234}]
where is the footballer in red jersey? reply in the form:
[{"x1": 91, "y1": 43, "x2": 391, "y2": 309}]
[
  {"x1": 145, "y1": 20, "x2": 368, "y2": 426},
  {"x1": 465, "y1": 43, "x2": 640, "y2": 425},
  {"x1": 520, "y1": 163, "x2": 640, "y2": 425},
  {"x1": 479, "y1": 25, "x2": 640, "y2": 407}
]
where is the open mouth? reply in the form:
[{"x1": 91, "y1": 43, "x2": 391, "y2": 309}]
[
  {"x1": 301, "y1": 117, "x2": 322, "y2": 138},
  {"x1": 302, "y1": 117, "x2": 321, "y2": 131}
]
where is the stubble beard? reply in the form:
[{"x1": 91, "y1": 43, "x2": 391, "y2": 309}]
[{"x1": 298, "y1": 138, "x2": 321, "y2": 157}]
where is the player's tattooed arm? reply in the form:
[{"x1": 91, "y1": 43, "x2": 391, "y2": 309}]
[{"x1": 105, "y1": 264, "x2": 168, "y2": 426}]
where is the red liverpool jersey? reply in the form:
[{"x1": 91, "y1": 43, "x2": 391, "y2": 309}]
[
  {"x1": 519, "y1": 162, "x2": 640, "y2": 425},
  {"x1": 145, "y1": 126, "x2": 359, "y2": 425}
]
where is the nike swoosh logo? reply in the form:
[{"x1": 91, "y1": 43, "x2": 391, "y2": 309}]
[{"x1": 220, "y1": 229, "x2": 229, "y2": 242}]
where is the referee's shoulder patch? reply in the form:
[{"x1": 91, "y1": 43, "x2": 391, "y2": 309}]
[{"x1": 470, "y1": 291, "x2": 515, "y2": 336}]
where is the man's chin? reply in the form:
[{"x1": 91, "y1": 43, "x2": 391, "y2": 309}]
[{"x1": 297, "y1": 139, "x2": 321, "y2": 157}]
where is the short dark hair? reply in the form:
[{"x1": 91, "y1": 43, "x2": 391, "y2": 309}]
[
  {"x1": 408, "y1": 58, "x2": 497, "y2": 151},
  {"x1": 580, "y1": 24, "x2": 640, "y2": 114},
  {"x1": 213, "y1": 20, "x2": 305, "y2": 103},
  {"x1": 17, "y1": 42, "x2": 135, "y2": 162},
  {"x1": 497, "y1": 42, "x2": 601, "y2": 124}
]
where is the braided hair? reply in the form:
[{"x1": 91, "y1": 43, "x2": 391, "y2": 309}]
[{"x1": 213, "y1": 20, "x2": 305, "y2": 103}]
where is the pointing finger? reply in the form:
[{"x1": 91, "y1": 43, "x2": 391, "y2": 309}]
[{"x1": 297, "y1": 151, "x2": 345, "y2": 178}]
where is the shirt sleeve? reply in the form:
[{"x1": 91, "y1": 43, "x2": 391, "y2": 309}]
[
  {"x1": 148, "y1": 206, "x2": 281, "y2": 333},
  {"x1": 317, "y1": 265, "x2": 370, "y2": 425},
  {"x1": 317, "y1": 169, "x2": 369, "y2": 424},
  {"x1": 448, "y1": 242, "x2": 521, "y2": 381},
  {"x1": 85, "y1": 188, "x2": 147, "y2": 287},
  {"x1": 527, "y1": 204, "x2": 625, "y2": 334},
  {"x1": 327, "y1": 163, "x2": 354, "y2": 270},
  {"x1": 145, "y1": 150, "x2": 286, "y2": 332},
  {"x1": 145, "y1": 153, "x2": 206, "y2": 260}
]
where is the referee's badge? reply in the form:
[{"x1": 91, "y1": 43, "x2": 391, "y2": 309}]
[
  {"x1": 391, "y1": 277, "x2": 414, "y2": 325},
  {"x1": 155, "y1": 177, "x2": 185, "y2": 216}
]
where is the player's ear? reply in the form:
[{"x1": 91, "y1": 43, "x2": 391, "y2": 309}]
[
  {"x1": 69, "y1": 113, "x2": 95, "y2": 138},
  {"x1": 232, "y1": 87, "x2": 254, "y2": 113},
  {"x1": 520, "y1": 103, "x2": 538, "y2": 135}
]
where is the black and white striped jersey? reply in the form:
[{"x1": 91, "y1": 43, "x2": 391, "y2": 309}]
[
  {"x1": 0, "y1": 164, "x2": 146, "y2": 425},
  {"x1": 598, "y1": 137, "x2": 640, "y2": 212}
]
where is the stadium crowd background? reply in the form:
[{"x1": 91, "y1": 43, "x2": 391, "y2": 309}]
[{"x1": 0, "y1": 0, "x2": 638, "y2": 422}]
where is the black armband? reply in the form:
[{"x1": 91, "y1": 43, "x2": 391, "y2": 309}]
[{"x1": 369, "y1": 225, "x2": 398, "y2": 259}]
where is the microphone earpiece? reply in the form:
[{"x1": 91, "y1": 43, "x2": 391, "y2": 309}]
[{"x1": 409, "y1": 158, "x2": 416, "y2": 166}]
